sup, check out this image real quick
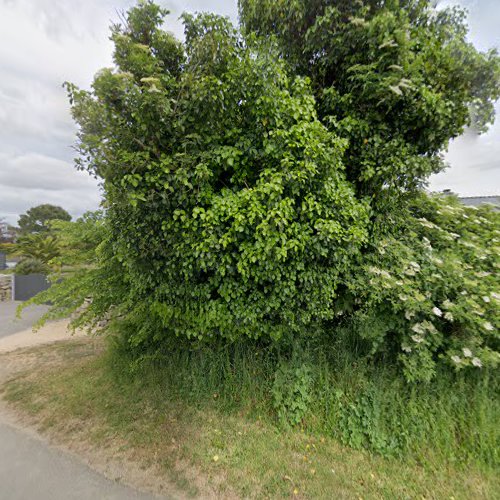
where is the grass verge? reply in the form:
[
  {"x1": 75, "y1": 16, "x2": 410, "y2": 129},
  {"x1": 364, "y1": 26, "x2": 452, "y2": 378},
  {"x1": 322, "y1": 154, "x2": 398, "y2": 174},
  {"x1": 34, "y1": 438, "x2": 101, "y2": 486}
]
[{"x1": 1, "y1": 338, "x2": 499, "y2": 499}]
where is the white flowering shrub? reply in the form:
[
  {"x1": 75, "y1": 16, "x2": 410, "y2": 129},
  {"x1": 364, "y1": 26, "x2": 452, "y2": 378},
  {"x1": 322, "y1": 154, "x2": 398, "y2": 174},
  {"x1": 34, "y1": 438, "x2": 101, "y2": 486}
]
[{"x1": 345, "y1": 194, "x2": 499, "y2": 382}]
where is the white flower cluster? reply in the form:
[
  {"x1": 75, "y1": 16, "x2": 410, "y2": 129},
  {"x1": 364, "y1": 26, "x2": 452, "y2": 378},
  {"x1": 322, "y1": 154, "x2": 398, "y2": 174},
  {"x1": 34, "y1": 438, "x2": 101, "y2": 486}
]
[
  {"x1": 405, "y1": 261, "x2": 421, "y2": 276},
  {"x1": 432, "y1": 306, "x2": 442, "y2": 317},
  {"x1": 417, "y1": 217, "x2": 436, "y2": 229},
  {"x1": 451, "y1": 351, "x2": 482, "y2": 368}
]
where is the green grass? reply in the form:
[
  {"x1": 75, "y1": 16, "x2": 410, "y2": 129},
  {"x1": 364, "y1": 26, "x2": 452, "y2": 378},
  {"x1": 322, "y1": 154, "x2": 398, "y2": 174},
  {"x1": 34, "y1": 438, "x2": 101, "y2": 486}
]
[
  {"x1": 2, "y1": 338, "x2": 499, "y2": 499},
  {"x1": 110, "y1": 331, "x2": 500, "y2": 468}
]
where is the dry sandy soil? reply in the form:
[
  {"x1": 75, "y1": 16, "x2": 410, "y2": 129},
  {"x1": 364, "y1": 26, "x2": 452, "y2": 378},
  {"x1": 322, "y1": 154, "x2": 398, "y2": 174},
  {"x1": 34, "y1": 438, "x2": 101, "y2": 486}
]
[{"x1": 0, "y1": 320, "x2": 85, "y2": 354}]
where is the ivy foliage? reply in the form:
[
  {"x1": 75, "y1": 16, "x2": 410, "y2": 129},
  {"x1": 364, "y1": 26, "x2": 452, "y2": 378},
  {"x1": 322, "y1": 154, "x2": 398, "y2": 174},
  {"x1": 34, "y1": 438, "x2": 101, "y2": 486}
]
[
  {"x1": 64, "y1": 3, "x2": 369, "y2": 345},
  {"x1": 37, "y1": 1, "x2": 500, "y2": 383}
]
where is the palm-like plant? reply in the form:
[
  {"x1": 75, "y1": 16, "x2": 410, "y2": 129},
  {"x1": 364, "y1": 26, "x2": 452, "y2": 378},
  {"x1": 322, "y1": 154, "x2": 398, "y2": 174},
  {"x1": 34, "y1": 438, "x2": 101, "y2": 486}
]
[{"x1": 16, "y1": 233, "x2": 60, "y2": 264}]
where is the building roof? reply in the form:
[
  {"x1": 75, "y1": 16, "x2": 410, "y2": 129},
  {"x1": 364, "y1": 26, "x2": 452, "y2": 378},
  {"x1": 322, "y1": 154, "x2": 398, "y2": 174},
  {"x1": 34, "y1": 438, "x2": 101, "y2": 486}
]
[{"x1": 459, "y1": 196, "x2": 500, "y2": 207}]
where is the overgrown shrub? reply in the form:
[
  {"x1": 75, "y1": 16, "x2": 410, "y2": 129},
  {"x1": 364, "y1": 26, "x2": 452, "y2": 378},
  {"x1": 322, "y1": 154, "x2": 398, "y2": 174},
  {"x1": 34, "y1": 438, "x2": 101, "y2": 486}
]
[
  {"x1": 64, "y1": 5, "x2": 369, "y2": 346},
  {"x1": 15, "y1": 258, "x2": 50, "y2": 275},
  {"x1": 343, "y1": 194, "x2": 500, "y2": 382},
  {"x1": 31, "y1": 1, "x2": 500, "y2": 385}
]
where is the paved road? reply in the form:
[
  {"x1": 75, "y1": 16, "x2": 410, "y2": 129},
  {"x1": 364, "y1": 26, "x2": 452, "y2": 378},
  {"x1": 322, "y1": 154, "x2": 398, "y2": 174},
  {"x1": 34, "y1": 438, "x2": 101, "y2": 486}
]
[
  {"x1": 0, "y1": 422, "x2": 156, "y2": 500},
  {"x1": 0, "y1": 301, "x2": 162, "y2": 499},
  {"x1": 0, "y1": 302, "x2": 49, "y2": 339}
]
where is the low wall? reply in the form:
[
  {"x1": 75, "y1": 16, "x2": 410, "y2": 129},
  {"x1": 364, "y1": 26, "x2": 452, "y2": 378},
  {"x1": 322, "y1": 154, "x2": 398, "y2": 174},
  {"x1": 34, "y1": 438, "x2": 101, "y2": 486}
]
[
  {"x1": 13, "y1": 274, "x2": 50, "y2": 301},
  {"x1": 0, "y1": 274, "x2": 12, "y2": 302}
]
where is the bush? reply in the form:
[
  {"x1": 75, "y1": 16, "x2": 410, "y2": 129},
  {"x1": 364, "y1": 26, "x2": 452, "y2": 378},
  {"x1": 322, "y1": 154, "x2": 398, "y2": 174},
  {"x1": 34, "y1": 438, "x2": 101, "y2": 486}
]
[
  {"x1": 64, "y1": 6, "x2": 369, "y2": 346},
  {"x1": 343, "y1": 194, "x2": 500, "y2": 382},
  {"x1": 15, "y1": 258, "x2": 50, "y2": 275},
  {"x1": 32, "y1": 1, "x2": 499, "y2": 384}
]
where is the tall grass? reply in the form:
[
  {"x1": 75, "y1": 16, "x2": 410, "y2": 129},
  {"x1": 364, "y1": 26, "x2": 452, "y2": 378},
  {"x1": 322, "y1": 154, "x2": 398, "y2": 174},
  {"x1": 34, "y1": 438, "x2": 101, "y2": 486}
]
[{"x1": 107, "y1": 327, "x2": 499, "y2": 470}]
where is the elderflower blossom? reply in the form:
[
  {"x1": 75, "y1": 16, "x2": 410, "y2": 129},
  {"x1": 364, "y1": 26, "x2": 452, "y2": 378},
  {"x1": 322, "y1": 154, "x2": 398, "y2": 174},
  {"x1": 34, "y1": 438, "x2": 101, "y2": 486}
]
[
  {"x1": 442, "y1": 299, "x2": 453, "y2": 309},
  {"x1": 476, "y1": 271, "x2": 491, "y2": 278},
  {"x1": 482, "y1": 296, "x2": 490, "y2": 303},
  {"x1": 411, "y1": 335, "x2": 424, "y2": 344},
  {"x1": 461, "y1": 241, "x2": 478, "y2": 249},
  {"x1": 430, "y1": 256, "x2": 443, "y2": 266},
  {"x1": 472, "y1": 357, "x2": 482, "y2": 368},
  {"x1": 422, "y1": 321, "x2": 437, "y2": 334},
  {"x1": 483, "y1": 322, "x2": 494, "y2": 331},
  {"x1": 402, "y1": 345, "x2": 412, "y2": 353},
  {"x1": 491, "y1": 292, "x2": 500, "y2": 301},
  {"x1": 411, "y1": 323, "x2": 425, "y2": 334},
  {"x1": 432, "y1": 306, "x2": 443, "y2": 317},
  {"x1": 451, "y1": 355, "x2": 461, "y2": 364},
  {"x1": 444, "y1": 311, "x2": 454, "y2": 322},
  {"x1": 462, "y1": 348, "x2": 472, "y2": 358},
  {"x1": 418, "y1": 218, "x2": 435, "y2": 229},
  {"x1": 405, "y1": 310, "x2": 415, "y2": 320}
]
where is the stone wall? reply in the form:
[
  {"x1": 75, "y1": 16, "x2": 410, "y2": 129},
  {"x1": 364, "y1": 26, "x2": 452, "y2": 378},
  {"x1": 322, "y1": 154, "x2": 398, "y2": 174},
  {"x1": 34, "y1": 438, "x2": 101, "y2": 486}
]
[{"x1": 0, "y1": 274, "x2": 12, "y2": 302}]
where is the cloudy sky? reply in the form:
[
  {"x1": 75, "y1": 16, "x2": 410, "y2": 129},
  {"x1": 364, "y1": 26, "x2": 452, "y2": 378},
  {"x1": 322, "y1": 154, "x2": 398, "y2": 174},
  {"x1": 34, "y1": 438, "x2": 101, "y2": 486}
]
[{"x1": 0, "y1": 0, "x2": 498, "y2": 225}]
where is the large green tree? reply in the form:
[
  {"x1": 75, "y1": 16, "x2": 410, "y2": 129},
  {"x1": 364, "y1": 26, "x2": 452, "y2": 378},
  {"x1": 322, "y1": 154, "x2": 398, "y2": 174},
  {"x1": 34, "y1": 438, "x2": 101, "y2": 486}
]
[
  {"x1": 239, "y1": 0, "x2": 500, "y2": 201},
  {"x1": 18, "y1": 204, "x2": 72, "y2": 234},
  {"x1": 65, "y1": 4, "x2": 369, "y2": 344},
  {"x1": 36, "y1": 1, "x2": 499, "y2": 381}
]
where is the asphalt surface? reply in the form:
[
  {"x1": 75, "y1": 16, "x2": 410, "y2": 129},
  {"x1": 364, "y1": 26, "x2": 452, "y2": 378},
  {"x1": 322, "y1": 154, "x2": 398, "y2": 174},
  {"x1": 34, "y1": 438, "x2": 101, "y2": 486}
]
[
  {"x1": 0, "y1": 423, "x2": 155, "y2": 500},
  {"x1": 0, "y1": 301, "x2": 160, "y2": 499},
  {"x1": 0, "y1": 302, "x2": 49, "y2": 339}
]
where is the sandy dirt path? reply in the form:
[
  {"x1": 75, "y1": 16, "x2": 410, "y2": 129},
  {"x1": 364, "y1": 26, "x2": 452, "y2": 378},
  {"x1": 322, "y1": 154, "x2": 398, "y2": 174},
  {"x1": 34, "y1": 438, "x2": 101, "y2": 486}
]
[{"x1": 0, "y1": 319, "x2": 85, "y2": 353}]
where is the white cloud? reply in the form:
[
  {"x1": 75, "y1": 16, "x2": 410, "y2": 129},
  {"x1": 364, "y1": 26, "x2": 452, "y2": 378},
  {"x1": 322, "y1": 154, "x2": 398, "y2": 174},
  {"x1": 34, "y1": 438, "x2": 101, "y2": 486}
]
[
  {"x1": 0, "y1": 153, "x2": 101, "y2": 225},
  {"x1": 429, "y1": 122, "x2": 500, "y2": 196},
  {"x1": 0, "y1": 185, "x2": 102, "y2": 225},
  {"x1": 429, "y1": 0, "x2": 500, "y2": 196},
  {"x1": 0, "y1": 0, "x2": 239, "y2": 226},
  {"x1": 0, "y1": 153, "x2": 98, "y2": 191}
]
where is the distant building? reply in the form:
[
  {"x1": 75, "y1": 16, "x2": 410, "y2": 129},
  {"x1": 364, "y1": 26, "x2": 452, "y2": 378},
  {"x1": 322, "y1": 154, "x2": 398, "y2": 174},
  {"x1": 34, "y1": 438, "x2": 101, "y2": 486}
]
[
  {"x1": 459, "y1": 196, "x2": 500, "y2": 208},
  {"x1": 439, "y1": 190, "x2": 500, "y2": 209},
  {"x1": 0, "y1": 221, "x2": 16, "y2": 242}
]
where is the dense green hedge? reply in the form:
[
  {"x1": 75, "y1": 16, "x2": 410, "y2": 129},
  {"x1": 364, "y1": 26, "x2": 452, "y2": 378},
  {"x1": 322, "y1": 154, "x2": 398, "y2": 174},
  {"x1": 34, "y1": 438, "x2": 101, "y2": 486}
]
[{"x1": 32, "y1": 1, "x2": 499, "y2": 384}]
